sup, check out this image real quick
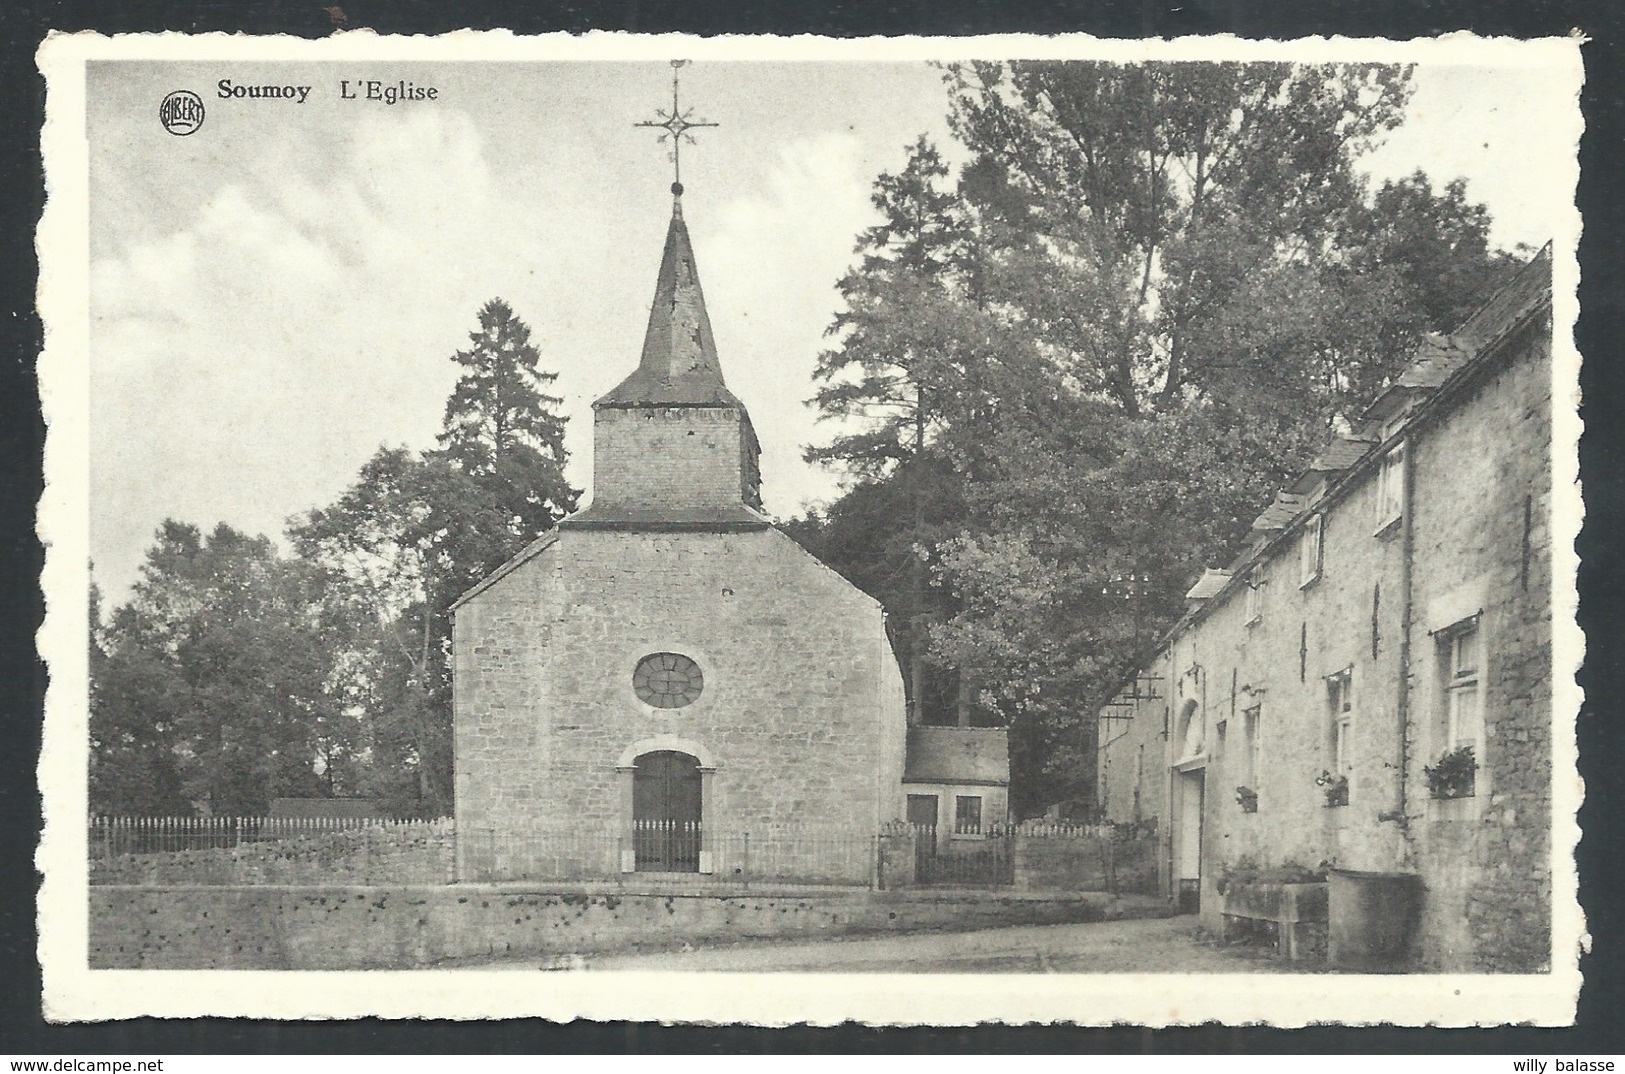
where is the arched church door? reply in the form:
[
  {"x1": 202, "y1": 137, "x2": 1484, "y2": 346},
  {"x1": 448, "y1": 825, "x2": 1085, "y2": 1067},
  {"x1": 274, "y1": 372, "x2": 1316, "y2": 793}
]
[{"x1": 633, "y1": 750, "x2": 702, "y2": 872}]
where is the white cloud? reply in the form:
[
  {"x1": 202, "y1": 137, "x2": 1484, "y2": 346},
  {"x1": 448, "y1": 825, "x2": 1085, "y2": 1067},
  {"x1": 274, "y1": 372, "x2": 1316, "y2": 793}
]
[{"x1": 90, "y1": 106, "x2": 555, "y2": 598}]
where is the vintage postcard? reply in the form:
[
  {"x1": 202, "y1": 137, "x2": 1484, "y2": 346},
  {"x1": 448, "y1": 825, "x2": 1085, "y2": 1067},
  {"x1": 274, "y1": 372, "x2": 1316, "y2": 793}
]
[{"x1": 36, "y1": 30, "x2": 1585, "y2": 1025}]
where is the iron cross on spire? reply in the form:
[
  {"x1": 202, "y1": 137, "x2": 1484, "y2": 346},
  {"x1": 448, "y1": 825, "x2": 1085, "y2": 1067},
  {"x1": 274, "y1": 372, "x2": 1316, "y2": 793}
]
[{"x1": 635, "y1": 59, "x2": 718, "y2": 196}]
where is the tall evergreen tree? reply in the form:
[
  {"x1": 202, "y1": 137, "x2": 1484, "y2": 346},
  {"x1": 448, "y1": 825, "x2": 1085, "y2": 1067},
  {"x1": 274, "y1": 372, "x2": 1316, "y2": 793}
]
[{"x1": 438, "y1": 298, "x2": 577, "y2": 538}]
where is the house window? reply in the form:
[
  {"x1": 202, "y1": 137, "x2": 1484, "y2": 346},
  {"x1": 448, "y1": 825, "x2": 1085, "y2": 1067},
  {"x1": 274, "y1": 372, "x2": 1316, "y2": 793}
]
[
  {"x1": 1375, "y1": 441, "x2": 1406, "y2": 533},
  {"x1": 1429, "y1": 618, "x2": 1484, "y2": 800},
  {"x1": 1246, "y1": 706, "x2": 1263, "y2": 787},
  {"x1": 1299, "y1": 514, "x2": 1324, "y2": 587},
  {"x1": 954, "y1": 795, "x2": 983, "y2": 835},
  {"x1": 1237, "y1": 704, "x2": 1263, "y2": 812},
  {"x1": 1324, "y1": 669, "x2": 1353, "y2": 806},
  {"x1": 1245, "y1": 567, "x2": 1266, "y2": 626},
  {"x1": 1446, "y1": 627, "x2": 1481, "y2": 750}
]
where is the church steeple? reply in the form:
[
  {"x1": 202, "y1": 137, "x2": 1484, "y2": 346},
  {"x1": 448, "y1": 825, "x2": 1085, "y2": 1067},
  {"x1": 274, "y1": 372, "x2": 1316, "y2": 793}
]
[
  {"x1": 595, "y1": 196, "x2": 740, "y2": 410},
  {"x1": 562, "y1": 63, "x2": 764, "y2": 530}
]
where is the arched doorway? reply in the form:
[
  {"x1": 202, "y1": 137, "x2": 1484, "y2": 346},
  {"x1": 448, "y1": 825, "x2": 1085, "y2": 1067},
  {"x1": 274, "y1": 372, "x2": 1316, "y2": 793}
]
[{"x1": 632, "y1": 750, "x2": 702, "y2": 872}]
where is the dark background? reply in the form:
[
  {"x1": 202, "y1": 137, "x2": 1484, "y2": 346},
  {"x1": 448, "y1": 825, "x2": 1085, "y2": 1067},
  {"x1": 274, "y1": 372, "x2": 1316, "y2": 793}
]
[{"x1": 3, "y1": 0, "x2": 1620, "y2": 1054}]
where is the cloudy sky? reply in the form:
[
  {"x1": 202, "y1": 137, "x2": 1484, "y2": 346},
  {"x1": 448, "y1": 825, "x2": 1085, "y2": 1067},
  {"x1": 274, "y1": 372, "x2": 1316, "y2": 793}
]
[{"x1": 85, "y1": 49, "x2": 1578, "y2": 601}]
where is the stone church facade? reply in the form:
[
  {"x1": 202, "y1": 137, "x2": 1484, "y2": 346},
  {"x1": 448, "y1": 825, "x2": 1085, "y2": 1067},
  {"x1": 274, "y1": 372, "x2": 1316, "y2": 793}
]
[
  {"x1": 451, "y1": 197, "x2": 908, "y2": 884},
  {"x1": 1096, "y1": 248, "x2": 1555, "y2": 971}
]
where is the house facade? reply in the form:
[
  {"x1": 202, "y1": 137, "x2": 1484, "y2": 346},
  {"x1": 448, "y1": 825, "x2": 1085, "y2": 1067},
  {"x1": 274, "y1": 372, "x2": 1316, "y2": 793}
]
[
  {"x1": 1096, "y1": 249, "x2": 1554, "y2": 972},
  {"x1": 902, "y1": 726, "x2": 1011, "y2": 848}
]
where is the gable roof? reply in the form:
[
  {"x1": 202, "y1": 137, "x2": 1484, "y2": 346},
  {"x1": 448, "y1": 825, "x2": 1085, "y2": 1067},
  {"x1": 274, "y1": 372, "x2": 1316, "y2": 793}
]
[
  {"x1": 903, "y1": 727, "x2": 1011, "y2": 785},
  {"x1": 558, "y1": 502, "x2": 773, "y2": 529},
  {"x1": 450, "y1": 530, "x2": 560, "y2": 610}
]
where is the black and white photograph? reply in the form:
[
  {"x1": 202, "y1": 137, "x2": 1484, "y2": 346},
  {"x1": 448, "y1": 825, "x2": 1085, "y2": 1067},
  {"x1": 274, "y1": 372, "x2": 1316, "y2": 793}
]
[{"x1": 36, "y1": 32, "x2": 1584, "y2": 1025}]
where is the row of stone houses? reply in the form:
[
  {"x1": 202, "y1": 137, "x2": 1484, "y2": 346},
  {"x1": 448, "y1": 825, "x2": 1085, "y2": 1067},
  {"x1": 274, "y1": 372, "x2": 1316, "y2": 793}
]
[{"x1": 1095, "y1": 247, "x2": 1555, "y2": 972}]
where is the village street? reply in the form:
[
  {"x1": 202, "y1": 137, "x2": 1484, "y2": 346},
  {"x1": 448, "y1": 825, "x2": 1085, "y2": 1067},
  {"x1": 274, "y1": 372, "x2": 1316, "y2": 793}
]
[{"x1": 465, "y1": 915, "x2": 1315, "y2": 974}]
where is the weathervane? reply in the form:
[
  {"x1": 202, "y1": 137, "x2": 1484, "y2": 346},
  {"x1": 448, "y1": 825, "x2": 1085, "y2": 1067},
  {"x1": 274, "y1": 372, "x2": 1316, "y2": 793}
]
[{"x1": 635, "y1": 60, "x2": 718, "y2": 196}]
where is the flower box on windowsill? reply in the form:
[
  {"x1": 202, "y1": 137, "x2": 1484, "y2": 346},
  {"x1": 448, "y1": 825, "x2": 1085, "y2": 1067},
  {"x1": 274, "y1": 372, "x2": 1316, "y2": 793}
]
[
  {"x1": 1317, "y1": 771, "x2": 1349, "y2": 808},
  {"x1": 1424, "y1": 745, "x2": 1477, "y2": 801}
]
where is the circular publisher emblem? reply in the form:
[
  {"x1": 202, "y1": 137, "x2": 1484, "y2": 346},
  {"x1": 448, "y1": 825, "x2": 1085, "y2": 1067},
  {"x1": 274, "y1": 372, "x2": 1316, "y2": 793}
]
[{"x1": 158, "y1": 90, "x2": 204, "y2": 136}]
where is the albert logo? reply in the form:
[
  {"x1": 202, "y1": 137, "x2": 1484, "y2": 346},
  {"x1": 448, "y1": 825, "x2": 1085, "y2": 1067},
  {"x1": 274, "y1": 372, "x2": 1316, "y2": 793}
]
[{"x1": 158, "y1": 90, "x2": 204, "y2": 136}]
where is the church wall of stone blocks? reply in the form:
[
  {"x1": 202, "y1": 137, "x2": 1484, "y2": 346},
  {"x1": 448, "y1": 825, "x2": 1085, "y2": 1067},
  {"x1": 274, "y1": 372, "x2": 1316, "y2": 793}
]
[{"x1": 452, "y1": 527, "x2": 907, "y2": 880}]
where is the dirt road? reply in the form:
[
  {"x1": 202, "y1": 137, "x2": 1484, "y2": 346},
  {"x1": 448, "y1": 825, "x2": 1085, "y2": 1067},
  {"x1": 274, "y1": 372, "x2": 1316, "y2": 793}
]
[{"x1": 468, "y1": 915, "x2": 1316, "y2": 973}]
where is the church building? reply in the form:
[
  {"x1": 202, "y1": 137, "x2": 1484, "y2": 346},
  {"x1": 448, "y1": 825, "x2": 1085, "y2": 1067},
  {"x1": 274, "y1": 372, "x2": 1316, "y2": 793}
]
[{"x1": 450, "y1": 191, "x2": 909, "y2": 883}]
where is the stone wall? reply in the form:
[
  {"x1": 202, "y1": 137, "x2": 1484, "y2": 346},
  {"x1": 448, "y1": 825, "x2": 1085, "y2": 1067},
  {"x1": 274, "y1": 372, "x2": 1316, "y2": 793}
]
[
  {"x1": 90, "y1": 884, "x2": 1149, "y2": 970},
  {"x1": 91, "y1": 821, "x2": 454, "y2": 886},
  {"x1": 1094, "y1": 303, "x2": 1553, "y2": 972},
  {"x1": 1406, "y1": 315, "x2": 1553, "y2": 971},
  {"x1": 591, "y1": 407, "x2": 746, "y2": 511},
  {"x1": 1012, "y1": 829, "x2": 1160, "y2": 895},
  {"x1": 902, "y1": 781, "x2": 1010, "y2": 847},
  {"x1": 453, "y1": 526, "x2": 909, "y2": 883}
]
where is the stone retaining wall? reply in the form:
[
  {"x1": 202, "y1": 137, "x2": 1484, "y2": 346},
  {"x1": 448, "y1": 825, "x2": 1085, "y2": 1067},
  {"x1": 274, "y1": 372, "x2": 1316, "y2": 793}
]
[
  {"x1": 90, "y1": 884, "x2": 1161, "y2": 969},
  {"x1": 1012, "y1": 832, "x2": 1160, "y2": 894}
]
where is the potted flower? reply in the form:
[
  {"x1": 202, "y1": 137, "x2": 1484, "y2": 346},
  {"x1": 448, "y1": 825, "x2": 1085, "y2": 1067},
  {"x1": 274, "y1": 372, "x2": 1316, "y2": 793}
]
[
  {"x1": 1424, "y1": 744, "x2": 1477, "y2": 799},
  {"x1": 1235, "y1": 786, "x2": 1259, "y2": 813},
  {"x1": 1316, "y1": 769, "x2": 1349, "y2": 807}
]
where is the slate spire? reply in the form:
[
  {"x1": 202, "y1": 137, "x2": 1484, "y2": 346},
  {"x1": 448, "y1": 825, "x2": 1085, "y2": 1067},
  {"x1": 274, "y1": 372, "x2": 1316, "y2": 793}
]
[{"x1": 596, "y1": 195, "x2": 740, "y2": 409}]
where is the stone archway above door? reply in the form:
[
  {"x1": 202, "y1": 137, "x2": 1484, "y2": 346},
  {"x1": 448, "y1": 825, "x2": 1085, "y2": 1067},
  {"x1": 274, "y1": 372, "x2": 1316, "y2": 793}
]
[{"x1": 616, "y1": 735, "x2": 720, "y2": 771}]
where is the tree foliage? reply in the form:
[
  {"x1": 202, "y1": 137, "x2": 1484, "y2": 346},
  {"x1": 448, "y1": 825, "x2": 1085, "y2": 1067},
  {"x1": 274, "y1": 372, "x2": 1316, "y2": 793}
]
[
  {"x1": 439, "y1": 298, "x2": 577, "y2": 536},
  {"x1": 288, "y1": 449, "x2": 501, "y2": 809},
  {"x1": 803, "y1": 61, "x2": 1524, "y2": 815},
  {"x1": 805, "y1": 138, "x2": 1034, "y2": 724},
  {"x1": 291, "y1": 299, "x2": 578, "y2": 813},
  {"x1": 90, "y1": 523, "x2": 365, "y2": 815}
]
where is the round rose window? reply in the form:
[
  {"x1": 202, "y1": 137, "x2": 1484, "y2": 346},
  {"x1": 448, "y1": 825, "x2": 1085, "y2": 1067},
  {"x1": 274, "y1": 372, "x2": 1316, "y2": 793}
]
[{"x1": 633, "y1": 652, "x2": 704, "y2": 709}]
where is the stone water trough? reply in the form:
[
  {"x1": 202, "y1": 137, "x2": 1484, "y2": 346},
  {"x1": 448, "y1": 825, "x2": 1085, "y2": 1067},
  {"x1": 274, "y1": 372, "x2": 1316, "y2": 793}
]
[{"x1": 1219, "y1": 881, "x2": 1329, "y2": 962}]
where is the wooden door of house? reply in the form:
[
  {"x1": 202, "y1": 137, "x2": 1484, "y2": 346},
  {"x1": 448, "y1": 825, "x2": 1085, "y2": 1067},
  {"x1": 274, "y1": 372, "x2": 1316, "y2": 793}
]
[
  {"x1": 633, "y1": 750, "x2": 702, "y2": 872},
  {"x1": 1176, "y1": 768, "x2": 1205, "y2": 913},
  {"x1": 907, "y1": 793, "x2": 939, "y2": 877}
]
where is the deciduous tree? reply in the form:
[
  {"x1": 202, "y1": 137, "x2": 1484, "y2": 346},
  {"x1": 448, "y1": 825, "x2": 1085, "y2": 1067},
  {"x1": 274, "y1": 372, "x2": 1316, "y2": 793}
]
[
  {"x1": 90, "y1": 522, "x2": 363, "y2": 815},
  {"x1": 804, "y1": 62, "x2": 1523, "y2": 814}
]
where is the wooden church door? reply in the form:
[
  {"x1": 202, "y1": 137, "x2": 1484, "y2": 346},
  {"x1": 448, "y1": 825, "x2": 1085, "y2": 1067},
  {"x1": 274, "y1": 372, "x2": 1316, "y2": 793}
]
[{"x1": 633, "y1": 750, "x2": 702, "y2": 872}]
